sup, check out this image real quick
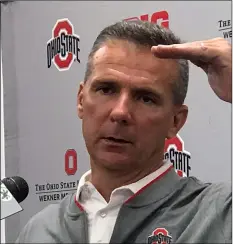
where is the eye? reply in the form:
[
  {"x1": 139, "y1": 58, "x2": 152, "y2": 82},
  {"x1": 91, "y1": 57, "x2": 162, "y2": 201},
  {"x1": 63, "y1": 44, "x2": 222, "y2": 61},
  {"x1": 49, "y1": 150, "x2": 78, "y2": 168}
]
[
  {"x1": 97, "y1": 86, "x2": 115, "y2": 95},
  {"x1": 140, "y1": 95, "x2": 156, "y2": 105}
]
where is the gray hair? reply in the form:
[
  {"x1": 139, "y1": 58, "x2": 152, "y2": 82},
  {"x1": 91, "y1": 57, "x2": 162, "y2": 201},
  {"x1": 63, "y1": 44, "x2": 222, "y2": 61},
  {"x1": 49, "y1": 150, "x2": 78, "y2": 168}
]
[{"x1": 84, "y1": 20, "x2": 189, "y2": 105}]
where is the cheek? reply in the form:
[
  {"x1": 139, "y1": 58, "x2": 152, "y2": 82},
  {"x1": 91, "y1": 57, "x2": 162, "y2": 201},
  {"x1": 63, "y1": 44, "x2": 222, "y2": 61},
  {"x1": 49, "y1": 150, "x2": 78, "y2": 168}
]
[
  {"x1": 83, "y1": 94, "x2": 100, "y2": 118},
  {"x1": 82, "y1": 97, "x2": 107, "y2": 136},
  {"x1": 82, "y1": 100, "x2": 97, "y2": 132},
  {"x1": 138, "y1": 111, "x2": 172, "y2": 139},
  {"x1": 136, "y1": 114, "x2": 171, "y2": 153}
]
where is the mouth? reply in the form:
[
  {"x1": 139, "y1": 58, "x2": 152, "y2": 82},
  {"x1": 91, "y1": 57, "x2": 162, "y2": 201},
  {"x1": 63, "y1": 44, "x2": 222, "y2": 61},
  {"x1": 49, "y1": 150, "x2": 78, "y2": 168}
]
[{"x1": 104, "y1": 137, "x2": 131, "y2": 144}]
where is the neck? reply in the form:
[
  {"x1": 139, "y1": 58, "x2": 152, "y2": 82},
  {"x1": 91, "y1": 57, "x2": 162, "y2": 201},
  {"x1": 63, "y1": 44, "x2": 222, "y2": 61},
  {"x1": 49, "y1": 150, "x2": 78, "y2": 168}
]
[{"x1": 89, "y1": 157, "x2": 164, "y2": 202}]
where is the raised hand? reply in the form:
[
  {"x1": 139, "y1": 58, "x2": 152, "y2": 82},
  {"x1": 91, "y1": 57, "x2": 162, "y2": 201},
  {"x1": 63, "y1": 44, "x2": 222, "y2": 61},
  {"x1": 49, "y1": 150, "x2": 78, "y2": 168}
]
[{"x1": 152, "y1": 38, "x2": 232, "y2": 103}]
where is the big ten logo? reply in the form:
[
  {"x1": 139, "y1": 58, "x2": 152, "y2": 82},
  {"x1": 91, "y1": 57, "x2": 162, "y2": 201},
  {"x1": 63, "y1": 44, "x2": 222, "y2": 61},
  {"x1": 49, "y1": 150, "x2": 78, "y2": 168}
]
[
  {"x1": 164, "y1": 135, "x2": 191, "y2": 177},
  {"x1": 124, "y1": 10, "x2": 169, "y2": 28},
  {"x1": 65, "y1": 149, "x2": 77, "y2": 175}
]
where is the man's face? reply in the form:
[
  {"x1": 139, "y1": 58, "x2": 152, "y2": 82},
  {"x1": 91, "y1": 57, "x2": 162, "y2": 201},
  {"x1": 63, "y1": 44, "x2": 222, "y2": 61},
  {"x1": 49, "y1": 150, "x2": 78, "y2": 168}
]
[{"x1": 77, "y1": 40, "x2": 187, "y2": 170}]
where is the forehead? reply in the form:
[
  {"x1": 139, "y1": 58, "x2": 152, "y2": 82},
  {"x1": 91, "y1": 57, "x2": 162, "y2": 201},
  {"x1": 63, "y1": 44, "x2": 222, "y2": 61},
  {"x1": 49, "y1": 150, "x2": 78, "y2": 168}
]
[{"x1": 90, "y1": 40, "x2": 179, "y2": 88}]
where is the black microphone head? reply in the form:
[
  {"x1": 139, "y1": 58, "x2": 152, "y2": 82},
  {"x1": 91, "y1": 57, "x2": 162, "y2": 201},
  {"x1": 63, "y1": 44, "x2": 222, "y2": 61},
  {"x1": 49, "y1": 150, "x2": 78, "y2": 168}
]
[{"x1": 2, "y1": 176, "x2": 29, "y2": 203}]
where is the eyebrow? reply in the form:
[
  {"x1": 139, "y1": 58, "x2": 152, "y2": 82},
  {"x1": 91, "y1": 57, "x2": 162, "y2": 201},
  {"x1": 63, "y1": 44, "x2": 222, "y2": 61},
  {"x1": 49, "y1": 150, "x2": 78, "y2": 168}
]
[{"x1": 91, "y1": 79, "x2": 163, "y2": 100}]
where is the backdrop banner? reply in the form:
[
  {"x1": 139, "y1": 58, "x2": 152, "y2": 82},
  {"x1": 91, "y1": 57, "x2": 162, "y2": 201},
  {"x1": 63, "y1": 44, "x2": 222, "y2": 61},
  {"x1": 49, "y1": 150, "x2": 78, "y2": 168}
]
[{"x1": 1, "y1": 1, "x2": 231, "y2": 242}]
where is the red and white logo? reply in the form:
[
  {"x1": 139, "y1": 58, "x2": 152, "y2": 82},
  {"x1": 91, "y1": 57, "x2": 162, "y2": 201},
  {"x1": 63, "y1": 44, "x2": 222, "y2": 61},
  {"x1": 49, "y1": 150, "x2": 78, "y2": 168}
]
[
  {"x1": 164, "y1": 134, "x2": 191, "y2": 177},
  {"x1": 47, "y1": 18, "x2": 80, "y2": 71},
  {"x1": 124, "y1": 10, "x2": 169, "y2": 28},
  {"x1": 148, "y1": 228, "x2": 172, "y2": 244}
]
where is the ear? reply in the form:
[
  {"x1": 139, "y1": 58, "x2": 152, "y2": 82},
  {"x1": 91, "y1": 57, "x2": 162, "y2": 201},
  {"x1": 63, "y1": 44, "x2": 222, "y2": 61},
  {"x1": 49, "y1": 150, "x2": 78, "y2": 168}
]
[
  {"x1": 77, "y1": 82, "x2": 85, "y2": 119},
  {"x1": 166, "y1": 105, "x2": 188, "y2": 139}
]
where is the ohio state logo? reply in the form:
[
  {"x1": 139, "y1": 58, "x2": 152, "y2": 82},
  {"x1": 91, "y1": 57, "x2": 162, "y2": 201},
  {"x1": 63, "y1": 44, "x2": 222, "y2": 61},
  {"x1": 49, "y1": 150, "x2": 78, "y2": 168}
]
[
  {"x1": 164, "y1": 134, "x2": 191, "y2": 177},
  {"x1": 47, "y1": 18, "x2": 80, "y2": 71},
  {"x1": 148, "y1": 228, "x2": 172, "y2": 244}
]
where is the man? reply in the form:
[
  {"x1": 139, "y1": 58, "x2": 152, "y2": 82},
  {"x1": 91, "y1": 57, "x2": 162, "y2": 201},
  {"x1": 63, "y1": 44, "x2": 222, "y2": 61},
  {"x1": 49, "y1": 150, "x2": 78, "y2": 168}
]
[{"x1": 16, "y1": 20, "x2": 231, "y2": 243}]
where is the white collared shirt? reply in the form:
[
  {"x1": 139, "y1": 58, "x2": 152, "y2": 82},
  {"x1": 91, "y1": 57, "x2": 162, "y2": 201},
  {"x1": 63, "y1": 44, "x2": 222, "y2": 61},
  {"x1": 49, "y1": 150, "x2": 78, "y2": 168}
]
[{"x1": 76, "y1": 161, "x2": 172, "y2": 243}]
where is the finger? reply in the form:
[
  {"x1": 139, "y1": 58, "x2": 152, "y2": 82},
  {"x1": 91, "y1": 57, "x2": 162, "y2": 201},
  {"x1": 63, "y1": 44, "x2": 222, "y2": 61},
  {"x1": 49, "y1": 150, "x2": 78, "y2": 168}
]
[{"x1": 151, "y1": 42, "x2": 218, "y2": 62}]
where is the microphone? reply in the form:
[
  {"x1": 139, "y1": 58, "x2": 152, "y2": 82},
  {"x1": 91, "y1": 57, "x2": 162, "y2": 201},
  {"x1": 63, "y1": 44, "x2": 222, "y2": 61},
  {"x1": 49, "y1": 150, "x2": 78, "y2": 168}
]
[{"x1": 0, "y1": 176, "x2": 29, "y2": 220}]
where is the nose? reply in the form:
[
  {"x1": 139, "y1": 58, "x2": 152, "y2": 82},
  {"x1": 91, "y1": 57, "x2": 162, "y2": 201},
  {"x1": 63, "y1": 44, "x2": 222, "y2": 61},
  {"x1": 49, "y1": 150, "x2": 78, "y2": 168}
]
[{"x1": 110, "y1": 93, "x2": 133, "y2": 125}]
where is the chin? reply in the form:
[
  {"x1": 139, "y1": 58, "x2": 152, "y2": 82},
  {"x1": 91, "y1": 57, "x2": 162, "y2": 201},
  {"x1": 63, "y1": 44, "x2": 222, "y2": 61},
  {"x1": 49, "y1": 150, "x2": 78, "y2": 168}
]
[{"x1": 95, "y1": 152, "x2": 134, "y2": 170}]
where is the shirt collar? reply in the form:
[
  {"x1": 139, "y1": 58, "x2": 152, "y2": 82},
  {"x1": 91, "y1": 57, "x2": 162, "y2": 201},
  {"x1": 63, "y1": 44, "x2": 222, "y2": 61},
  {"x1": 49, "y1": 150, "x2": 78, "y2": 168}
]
[
  {"x1": 76, "y1": 170, "x2": 92, "y2": 200},
  {"x1": 115, "y1": 160, "x2": 172, "y2": 194},
  {"x1": 76, "y1": 160, "x2": 173, "y2": 200}
]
